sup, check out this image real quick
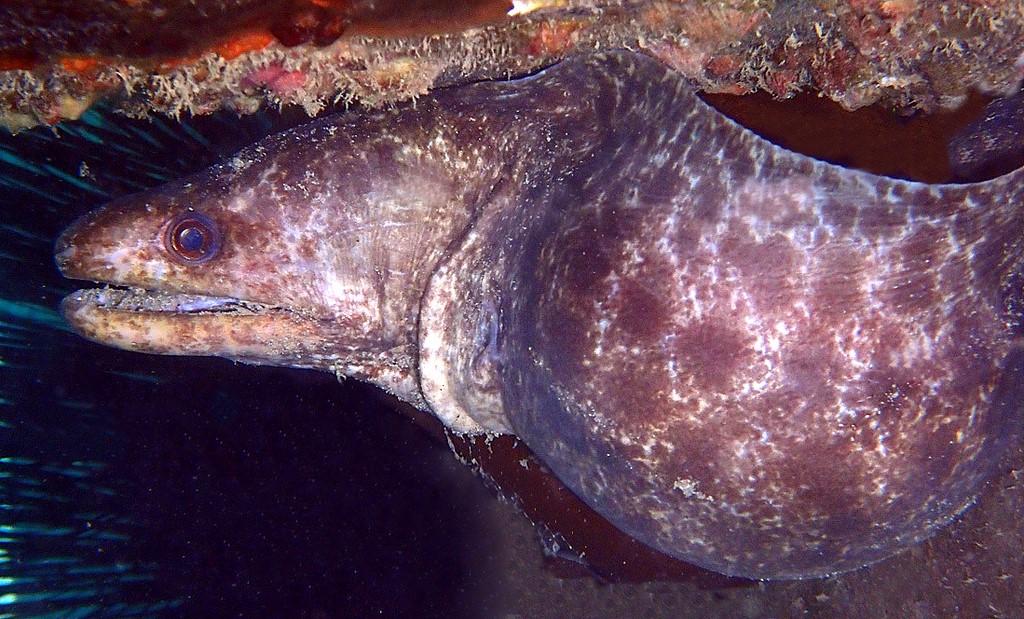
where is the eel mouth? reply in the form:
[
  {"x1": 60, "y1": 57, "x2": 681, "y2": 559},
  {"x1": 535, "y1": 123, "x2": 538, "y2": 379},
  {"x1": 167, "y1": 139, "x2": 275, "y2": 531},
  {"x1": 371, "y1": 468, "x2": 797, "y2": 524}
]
[
  {"x1": 60, "y1": 285, "x2": 323, "y2": 362},
  {"x1": 54, "y1": 207, "x2": 330, "y2": 362}
]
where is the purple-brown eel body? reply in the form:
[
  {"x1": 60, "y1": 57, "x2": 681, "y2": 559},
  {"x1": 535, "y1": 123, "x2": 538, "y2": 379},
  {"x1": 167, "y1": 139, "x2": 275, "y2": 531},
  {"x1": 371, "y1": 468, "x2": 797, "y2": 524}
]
[{"x1": 54, "y1": 51, "x2": 1024, "y2": 580}]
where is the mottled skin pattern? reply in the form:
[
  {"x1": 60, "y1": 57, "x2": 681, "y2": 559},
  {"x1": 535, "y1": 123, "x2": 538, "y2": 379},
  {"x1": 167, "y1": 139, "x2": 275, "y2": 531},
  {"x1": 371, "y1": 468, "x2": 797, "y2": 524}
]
[{"x1": 56, "y1": 52, "x2": 1024, "y2": 579}]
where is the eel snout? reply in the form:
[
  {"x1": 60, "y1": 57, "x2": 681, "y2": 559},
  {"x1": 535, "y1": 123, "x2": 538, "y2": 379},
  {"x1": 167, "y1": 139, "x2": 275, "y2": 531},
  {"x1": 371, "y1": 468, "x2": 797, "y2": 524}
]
[{"x1": 54, "y1": 206, "x2": 310, "y2": 362}]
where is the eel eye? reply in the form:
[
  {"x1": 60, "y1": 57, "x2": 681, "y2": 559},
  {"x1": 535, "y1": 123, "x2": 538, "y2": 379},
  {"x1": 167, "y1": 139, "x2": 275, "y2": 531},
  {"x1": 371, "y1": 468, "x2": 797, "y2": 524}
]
[{"x1": 165, "y1": 213, "x2": 222, "y2": 263}]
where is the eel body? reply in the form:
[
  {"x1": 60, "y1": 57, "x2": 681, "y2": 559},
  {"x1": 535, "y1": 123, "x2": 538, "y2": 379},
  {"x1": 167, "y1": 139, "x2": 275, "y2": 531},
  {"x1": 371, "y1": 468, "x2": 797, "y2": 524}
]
[{"x1": 55, "y1": 51, "x2": 1024, "y2": 579}]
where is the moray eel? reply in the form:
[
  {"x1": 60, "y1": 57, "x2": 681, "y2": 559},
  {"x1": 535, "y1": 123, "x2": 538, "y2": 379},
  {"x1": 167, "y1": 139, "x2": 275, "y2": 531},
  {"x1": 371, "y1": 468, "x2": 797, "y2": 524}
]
[{"x1": 55, "y1": 51, "x2": 1024, "y2": 580}]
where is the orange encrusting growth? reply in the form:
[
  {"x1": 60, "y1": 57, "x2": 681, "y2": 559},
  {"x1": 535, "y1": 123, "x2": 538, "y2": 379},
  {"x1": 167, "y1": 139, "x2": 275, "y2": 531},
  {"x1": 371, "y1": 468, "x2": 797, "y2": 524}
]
[
  {"x1": 60, "y1": 57, "x2": 103, "y2": 74},
  {"x1": 214, "y1": 32, "x2": 277, "y2": 61},
  {"x1": 0, "y1": 58, "x2": 33, "y2": 71}
]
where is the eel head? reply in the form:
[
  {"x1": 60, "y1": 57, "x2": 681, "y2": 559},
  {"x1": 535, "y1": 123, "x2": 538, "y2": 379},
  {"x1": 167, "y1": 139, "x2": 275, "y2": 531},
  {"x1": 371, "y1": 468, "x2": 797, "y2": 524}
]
[{"x1": 55, "y1": 173, "x2": 364, "y2": 369}]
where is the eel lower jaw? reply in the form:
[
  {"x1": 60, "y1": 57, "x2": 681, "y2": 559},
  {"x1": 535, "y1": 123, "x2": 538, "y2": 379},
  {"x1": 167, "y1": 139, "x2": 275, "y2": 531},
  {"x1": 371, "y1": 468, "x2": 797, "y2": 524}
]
[{"x1": 60, "y1": 286, "x2": 327, "y2": 364}]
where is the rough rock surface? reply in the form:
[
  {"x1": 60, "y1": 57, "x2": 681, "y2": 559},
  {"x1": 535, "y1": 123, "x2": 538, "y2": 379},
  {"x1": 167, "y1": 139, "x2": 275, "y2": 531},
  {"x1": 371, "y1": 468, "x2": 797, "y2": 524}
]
[{"x1": 2, "y1": 0, "x2": 1024, "y2": 131}]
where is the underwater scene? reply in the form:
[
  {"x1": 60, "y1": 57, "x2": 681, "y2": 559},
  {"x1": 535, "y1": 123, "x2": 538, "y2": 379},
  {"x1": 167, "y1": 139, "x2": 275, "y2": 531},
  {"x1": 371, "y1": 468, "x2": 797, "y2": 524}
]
[
  {"x1": 0, "y1": 106, "x2": 515, "y2": 618},
  {"x1": 2, "y1": 76, "x2": 1023, "y2": 619}
]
